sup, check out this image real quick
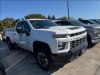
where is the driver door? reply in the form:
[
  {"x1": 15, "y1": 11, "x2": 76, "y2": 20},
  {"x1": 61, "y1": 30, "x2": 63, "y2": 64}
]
[{"x1": 14, "y1": 21, "x2": 26, "y2": 48}]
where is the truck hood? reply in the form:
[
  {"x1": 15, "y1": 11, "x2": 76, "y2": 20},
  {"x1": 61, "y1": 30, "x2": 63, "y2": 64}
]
[{"x1": 40, "y1": 26, "x2": 85, "y2": 34}]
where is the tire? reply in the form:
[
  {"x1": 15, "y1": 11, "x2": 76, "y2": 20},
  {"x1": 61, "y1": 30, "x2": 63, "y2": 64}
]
[
  {"x1": 87, "y1": 35, "x2": 93, "y2": 48},
  {"x1": 7, "y1": 39, "x2": 15, "y2": 50},
  {"x1": 0, "y1": 66, "x2": 6, "y2": 75},
  {"x1": 36, "y1": 49, "x2": 52, "y2": 71},
  {"x1": 2, "y1": 39, "x2": 5, "y2": 42}
]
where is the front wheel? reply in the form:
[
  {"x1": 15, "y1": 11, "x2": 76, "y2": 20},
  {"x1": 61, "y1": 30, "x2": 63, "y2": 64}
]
[{"x1": 36, "y1": 50, "x2": 52, "y2": 71}]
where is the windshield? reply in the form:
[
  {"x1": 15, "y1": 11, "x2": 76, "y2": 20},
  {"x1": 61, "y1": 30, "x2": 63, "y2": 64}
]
[
  {"x1": 93, "y1": 20, "x2": 100, "y2": 24},
  {"x1": 89, "y1": 20, "x2": 99, "y2": 24},
  {"x1": 96, "y1": 20, "x2": 100, "y2": 23},
  {"x1": 69, "y1": 21, "x2": 85, "y2": 26},
  {"x1": 29, "y1": 20, "x2": 58, "y2": 29},
  {"x1": 80, "y1": 20, "x2": 92, "y2": 24}
]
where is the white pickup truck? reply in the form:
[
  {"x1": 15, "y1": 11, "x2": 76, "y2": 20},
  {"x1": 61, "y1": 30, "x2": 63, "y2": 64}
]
[{"x1": 4, "y1": 19, "x2": 88, "y2": 70}]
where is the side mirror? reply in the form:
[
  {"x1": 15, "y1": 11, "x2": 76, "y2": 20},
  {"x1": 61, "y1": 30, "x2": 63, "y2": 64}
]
[
  {"x1": 25, "y1": 30, "x2": 30, "y2": 36},
  {"x1": 16, "y1": 27, "x2": 23, "y2": 33}
]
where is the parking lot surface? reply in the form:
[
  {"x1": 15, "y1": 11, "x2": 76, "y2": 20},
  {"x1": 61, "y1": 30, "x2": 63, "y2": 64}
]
[{"x1": 0, "y1": 35, "x2": 100, "y2": 75}]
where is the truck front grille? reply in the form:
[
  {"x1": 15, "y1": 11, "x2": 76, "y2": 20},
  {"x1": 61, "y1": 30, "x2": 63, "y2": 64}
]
[
  {"x1": 70, "y1": 37, "x2": 86, "y2": 49},
  {"x1": 69, "y1": 31, "x2": 86, "y2": 37}
]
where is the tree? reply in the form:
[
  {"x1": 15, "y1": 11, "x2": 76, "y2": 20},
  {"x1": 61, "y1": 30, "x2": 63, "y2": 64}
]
[
  {"x1": 0, "y1": 20, "x2": 3, "y2": 31},
  {"x1": 78, "y1": 18, "x2": 83, "y2": 21},
  {"x1": 2, "y1": 18, "x2": 15, "y2": 25},
  {"x1": 25, "y1": 14, "x2": 45, "y2": 19},
  {"x1": 69, "y1": 17, "x2": 75, "y2": 20},
  {"x1": 15, "y1": 19, "x2": 20, "y2": 22},
  {"x1": 59, "y1": 16, "x2": 68, "y2": 20},
  {"x1": 47, "y1": 15, "x2": 51, "y2": 19},
  {"x1": 59, "y1": 16, "x2": 75, "y2": 20},
  {"x1": 0, "y1": 20, "x2": 2, "y2": 26},
  {"x1": 51, "y1": 15, "x2": 56, "y2": 20},
  {"x1": 2, "y1": 17, "x2": 15, "y2": 28}
]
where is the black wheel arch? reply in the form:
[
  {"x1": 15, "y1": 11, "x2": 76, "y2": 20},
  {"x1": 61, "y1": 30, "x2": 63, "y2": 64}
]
[
  {"x1": 6, "y1": 36, "x2": 10, "y2": 41},
  {"x1": 87, "y1": 34, "x2": 93, "y2": 47},
  {"x1": 33, "y1": 41, "x2": 52, "y2": 54},
  {"x1": 87, "y1": 34, "x2": 92, "y2": 42}
]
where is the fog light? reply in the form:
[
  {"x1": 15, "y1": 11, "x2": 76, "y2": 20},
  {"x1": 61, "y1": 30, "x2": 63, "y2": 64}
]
[
  {"x1": 94, "y1": 32, "x2": 99, "y2": 37},
  {"x1": 58, "y1": 42, "x2": 66, "y2": 50}
]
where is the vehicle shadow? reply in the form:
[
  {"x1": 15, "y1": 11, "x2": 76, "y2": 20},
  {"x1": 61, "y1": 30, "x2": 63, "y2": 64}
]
[
  {"x1": 50, "y1": 56, "x2": 71, "y2": 72},
  {"x1": 0, "y1": 39, "x2": 9, "y2": 53},
  {"x1": 6, "y1": 52, "x2": 73, "y2": 75},
  {"x1": 87, "y1": 43, "x2": 97, "y2": 49},
  {"x1": 0, "y1": 39, "x2": 6, "y2": 75}
]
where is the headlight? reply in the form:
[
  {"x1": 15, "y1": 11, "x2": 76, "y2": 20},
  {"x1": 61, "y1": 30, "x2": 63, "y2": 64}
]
[
  {"x1": 93, "y1": 29, "x2": 100, "y2": 37},
  {"x1": 58, "y1": 42, "x2": 66, "y2": 50},
  {"x1": 53, "y1": 34, "x2": 67, "y2": 38},
  {"x1": 94, "y1": 29, "x2": 99, "y2": 33}
]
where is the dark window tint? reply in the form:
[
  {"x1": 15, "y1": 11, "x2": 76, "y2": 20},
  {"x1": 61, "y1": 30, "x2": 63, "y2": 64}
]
[
  {"x1": 80, "y1": 20, "x2": 92, "y2": 24},
  {"x1": 89, "y1": 20, "x2": 99, "y2": 24},
  {"x1": 55, "y1": 21, "x2": 71, "y2": 26},
  {"x1": 69, "y1": 21, "x2": 85, "y2": 26}
]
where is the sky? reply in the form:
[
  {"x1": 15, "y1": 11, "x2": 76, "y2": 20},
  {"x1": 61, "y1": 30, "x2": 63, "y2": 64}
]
[{"x1": 0, "y1": 0, "x2": 100, "y2": 20}]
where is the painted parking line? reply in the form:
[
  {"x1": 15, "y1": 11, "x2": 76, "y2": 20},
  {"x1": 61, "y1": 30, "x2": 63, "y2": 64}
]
[{"x1": 5, "y1": 50, "x2": 30, "y2": 72}]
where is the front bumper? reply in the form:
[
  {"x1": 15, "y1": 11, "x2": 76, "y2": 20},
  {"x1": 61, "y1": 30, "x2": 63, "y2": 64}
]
[
  {"x1": 53, "y1": 41, "x2": 88, "y2": 55},
  {"x1": 69, "y1": 42, "x2": 88, "y2": 53},
  {"x1": 51, "y1": 42, "x2": 88, "y2": 61}
]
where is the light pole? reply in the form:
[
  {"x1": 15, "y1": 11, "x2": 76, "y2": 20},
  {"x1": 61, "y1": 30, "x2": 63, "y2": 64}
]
[{"x1": 67, "y1": 0, "x2": 70, "y2": 20}]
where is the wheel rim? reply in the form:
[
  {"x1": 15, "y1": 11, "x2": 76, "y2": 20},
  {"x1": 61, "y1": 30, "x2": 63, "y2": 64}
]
[{"x1": 37, "y1": 52, "x2": 48, "y2": 68}]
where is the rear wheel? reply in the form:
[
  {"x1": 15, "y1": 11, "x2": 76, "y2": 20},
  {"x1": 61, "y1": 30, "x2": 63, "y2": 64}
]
[
  {"x1": 0, "y1": 66, "x2": 6, "y2": 75},
  {"x1": 1, "y1": 36, "x2": 5, "y2": 42},
  {"x1": 7, "y1": 39, "x2": 15, "y2": 50},
  {"x1": 36, "y1": 49, "x2": 52, "y2": 71}
]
